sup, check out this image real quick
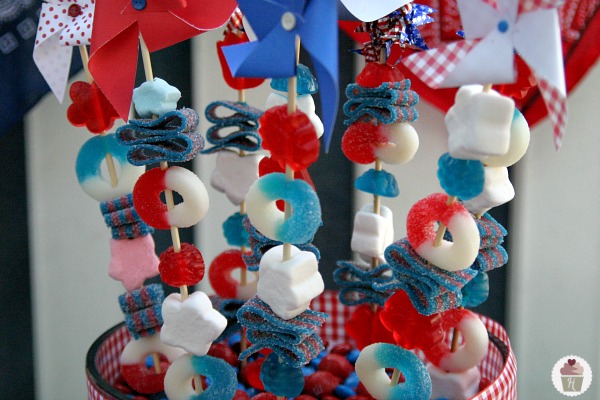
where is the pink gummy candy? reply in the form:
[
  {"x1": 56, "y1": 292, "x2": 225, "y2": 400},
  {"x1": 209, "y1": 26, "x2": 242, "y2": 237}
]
[
  {"x1": 158, "y1": 242, "x2": 205, "y2": 287},
  {"x1": 259, "y1": 105, "x2": 320, "y2": 172},
  {"x1": 108, "y1": 235, "x2": 159, "y2": 292}
]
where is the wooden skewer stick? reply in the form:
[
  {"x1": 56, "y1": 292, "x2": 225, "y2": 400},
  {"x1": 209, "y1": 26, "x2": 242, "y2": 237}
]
[
  {"x1": 390, "y1": 368, "x2": 402, "y2": 386},
  {"x1": 433, "y1": 195, "x2": 457, "y2": 247},
  {"x1": 79, "y1": 45, "x2": 119, "y2": 187}
]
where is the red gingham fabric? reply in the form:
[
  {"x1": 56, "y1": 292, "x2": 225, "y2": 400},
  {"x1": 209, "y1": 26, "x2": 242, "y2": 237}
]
[
  {"x1": 402, "y1": 40, "x2": 478, "y2": 88},
  {"x1": 537, "y1": 75, "x2": 568, "y2": 149},
  {"x1": 87, "y1": 291, "x2": 516, "y2": 399},
  {"x1": 223, "y1": 7, "x2": 244, "y2": 36}
]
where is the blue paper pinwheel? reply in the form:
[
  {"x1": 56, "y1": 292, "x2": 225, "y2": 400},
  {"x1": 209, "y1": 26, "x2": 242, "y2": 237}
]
[{"x1": 223, "y1": 0, "x2": 339, "y2": 151}]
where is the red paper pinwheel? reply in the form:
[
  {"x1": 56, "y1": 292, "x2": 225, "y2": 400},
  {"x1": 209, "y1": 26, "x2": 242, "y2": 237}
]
[{"x1": 89, "y1": 0, "x2": 237, "y2": 121}]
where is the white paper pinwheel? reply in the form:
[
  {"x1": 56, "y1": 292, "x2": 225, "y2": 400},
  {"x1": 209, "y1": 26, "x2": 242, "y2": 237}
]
[
  {"x1": 33, "y1": 0, "x2": 95, "y2": 102},
  {"x1": 403, "y1": 0, "x2": 567, "y2": 149},
  {"x1": 339, "y1": 0, "x2": 412, "y2": 22}
]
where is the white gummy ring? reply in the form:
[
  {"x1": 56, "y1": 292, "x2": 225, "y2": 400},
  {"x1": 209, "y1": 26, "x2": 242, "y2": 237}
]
[
  {"x1": 406, "y1": 193, "x2": 480, "y2": 271},
  {"x1": 373, "y1": 122, "x2": 419, "y2": 165}
]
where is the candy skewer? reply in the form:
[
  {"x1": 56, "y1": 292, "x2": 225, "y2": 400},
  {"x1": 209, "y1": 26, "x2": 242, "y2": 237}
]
[
  {"x1": 433, "y1": 195, "x2": 457, "y2": 247},
  {"x1": 78, "y1": 44, "x2": 119, "y2": 188}
]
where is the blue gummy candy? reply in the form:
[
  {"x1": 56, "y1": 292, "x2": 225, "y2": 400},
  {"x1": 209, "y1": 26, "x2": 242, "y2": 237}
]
[
  {"x1": 190, "y1": 355, "x2": 237, "y2": 400},
  {"x1": 260, "y1": 352, "x2": 304, "y2": 397},
  {"x1": 461, "y1": 271, "x2": 489, "y2": 308},
  {"x1": 346, "y1": 349, "x2": 360, "y2": 364},
  {"x1": 354, "y1": 168, "x2": 399, "y2": 198},
  {"x1": 335, "y1": 384, "x2": 356, "y2": 399},
  {"x1": 76, "y1": 134, "x2": 128, "y2": 184},
  {"x1": 270, "y1": 64, "x2": 318, "y2": 95},
  {"x1": 437, "y1": 153, "x2": 484, "y2": 200},
  {"x1": 222, "y1": 212, "x2": 249, "y2": 247}
]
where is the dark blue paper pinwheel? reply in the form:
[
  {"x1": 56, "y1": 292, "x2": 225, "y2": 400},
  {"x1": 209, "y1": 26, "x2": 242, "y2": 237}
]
[{"x1": 223, "y1": 0, "x2": 339, "y2": 151}]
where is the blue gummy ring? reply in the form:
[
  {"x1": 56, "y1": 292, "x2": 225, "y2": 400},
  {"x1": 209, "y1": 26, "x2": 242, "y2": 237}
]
[{"x1": 245, "y1": 173, "x2": 321, "y2": 243}]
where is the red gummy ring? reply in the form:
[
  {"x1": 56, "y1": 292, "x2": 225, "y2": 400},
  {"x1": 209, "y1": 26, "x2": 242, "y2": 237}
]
[{"x1": 208, "y1": 249, "x2": 256, "y2": 300}]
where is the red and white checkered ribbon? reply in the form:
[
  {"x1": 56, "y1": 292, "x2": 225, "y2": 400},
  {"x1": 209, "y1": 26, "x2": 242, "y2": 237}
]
[
  {"x1": 223, "y1": 7, "x2": 244, "y2": 36},
  {"x1": 403, "y1": 0, "x2": 568, "y2": 149}
]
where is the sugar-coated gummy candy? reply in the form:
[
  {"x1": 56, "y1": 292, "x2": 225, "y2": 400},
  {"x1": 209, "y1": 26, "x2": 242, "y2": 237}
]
[
  {"x1": 423, "y1": 308, "x2": 489, "y2": 373},
  {"x1": 67, "y1": 81, "x2": 119, "y2": 133},
  {"x1": 133, "y1": 166, "x2": 209, "y2": 229},
  {"x1": 223, "y1": 211, "x2": 250, "y2": 247},
  {"x1": 380, "y1": 290, "x2": 444, "y2": 351},
  {"x1": 211, "y1": 150, "x2": 262, "y2": 206},
  {"x1": 245, "y1": 172, "x2": 321, "y2": 244},
  {"x1": 164, "y1": 353, "x2": 237, "y2": 400},
  {"x1": 158, "y1": 242, "x2": 205, "y2": 287},
  {"x1": 354, "y1": 169, "x2": 399, "y2": 198},
  {"x1": 208, "y1": 249, "x2": 257, "y2": 301},
  {"x1": 259, "y1": 105, "x2": 320, "y2": 172},
  {"x1": 373, "y1": 122, "x2": 419, "y2": 165},
  {"x1": 437, "y1": 153, "x2": 484, "y2": 201},
  {"x1": 483, "y1": 108, "x2": 530, "y2": 167},
  {"x1": 160, "y1": 292, "x2": 227, "y2": 356},
  {"x1": 234, "y1": 389, "x2": 251, "y2": 400},
  {"x1": 270, "y1": 64, "x2": 319, "y2": 95},
  {"x1": 120, "y1": 334, "x2": 186, "y2": 395},
  {"x1": 345, "y1": 305, "x2": 395, "y2": 351},
  {"x1": 132, "y1": 78, "x2": 181, "y2": 118},
  {"x1": 334, "y1": 260, "x2": 392, "y2": 307},
  {"x1": 356, "y1": 62, "x2": 405, "y2": 88},
  {"x1": 355, "y1": 343, "x2": 432, "y2": 400},
  {"x1": 341, "y1": 122, "x2": 386, "y2": 164},
  {"x1": 76, "y1": 134, "x2": 145, "y2": 202},
  {"x1": 118, "y1": 283, "x2": 164, "y2": 314},
  {"x1": 217, "y1": 30, "x2": 265, "y2": 90},
  {"x1": 460, "y1": 272, "x2": 489, "y2": 308},
  {"x1": 203, "y1": 100, "x2": 263, "y2": 154},
  {"x1": 406, "y1": 193, "x2": 480, "y2": 271},
  {"x1": 260, "y1": 352, "x2": 305, "y2": 397}
]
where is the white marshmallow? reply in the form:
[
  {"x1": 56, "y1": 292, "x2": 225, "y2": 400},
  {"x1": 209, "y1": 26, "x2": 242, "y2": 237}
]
[
  {"x1": 160, "y1": 292, "x2": 227, "y2": 356},
  {"x1": 484, "y1": 108, "x2": 530, "y2": 167},
  {"x1": 265, "y1": 92, "x2": 324, "y2": 138},
  {"x1": 463, "y1": 166, "x2": 515, "y2": 216},
  {"x1": 351, "y1": 204, "x2": 394, "y2": 263},
  {"x1": 210, "y1": 150, "x2": 262, "y2": 205},
  {"x1": 428, "y1": 364, "x2": 481, "y2": 400},
  {"x1": 257, "y1": 245, "x2": 324, "y2": 320},
  {"x1": 373, "y1": 122, "x2": 419, "y2": 165},
  {"x1": 445, "y1": 85, "x2": 514, "y2": 160}
]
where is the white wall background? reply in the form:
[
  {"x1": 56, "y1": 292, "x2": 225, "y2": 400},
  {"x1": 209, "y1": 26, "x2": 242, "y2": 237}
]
[{"x1": 26, "y1": 29, "x2": 599, "y2": 398}]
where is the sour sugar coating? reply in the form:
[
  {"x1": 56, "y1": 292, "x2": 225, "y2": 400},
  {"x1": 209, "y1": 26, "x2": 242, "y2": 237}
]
[
  {"x1": 342, "y1": 122, "x2": 387, "y2": 164},
  {"x1": 164, "y1": 354, "x2": 237, "y2": 400},
  {"x1": 160, "y1": 291, "x2": 227, "y2": 356},
  {"x1": 445, "y1": 85, "x2": 514, "y2": 160},
  {"x1": 351, "y1": 204, "x2": 394, "y2": 263},
  {"x1": 210, "y1": 150, "x2": 262, "y2": 205},
  {"x1": 245, "y1": 173, "x2": 321, "y2": 244},
  {"x1": 120, "y1": 334, "x2": 186, "y2": 394},
  {"x1": 208, "y1": 249, "x2": 257, "y2": 301},
  {"x1": 423, "y1": 308, "x2": 489, "y2": 373},
  {"x1": 355, "y1": 343, "x2": 432, "y2": 400},
  {"x1": 257, "y1": 245, "x2": 324, "y2": 320},
  {"x1": 407, "y1": 193, "x2": 480, "y2": 271},
  {"x1": 76, "y1": 133, "x2": 145, "y2": 202},
  {"x1": 158, "y1": 242, "x2": 205, "y2": 288}
]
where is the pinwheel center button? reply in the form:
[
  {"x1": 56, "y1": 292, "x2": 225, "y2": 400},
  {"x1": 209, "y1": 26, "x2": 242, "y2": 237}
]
[
  {"x1": 131, "y1": 0, "x2": 147, "y2": 11},
  {"x1": 281, "y1": 12, "x2": 297, "y2": 31},
  {"x1": 497, "y1": 20, "x2": 509, "y2": 33},
  {"x1": 68, "y1": 4, "x2": 83, "y2": 17}
]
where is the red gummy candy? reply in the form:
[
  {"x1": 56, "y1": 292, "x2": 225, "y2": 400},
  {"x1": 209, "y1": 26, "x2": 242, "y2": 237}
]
[
  {"x1": 158, "y1": 243, "x2": 205, "y2": 287},
  {"x1": 258, "y1": 156, "x2": 316, "y2": 211},
  {"x1": 303, "y1": 371, "x2": 340, "y2": 397},
  {"x1": 217, "y1": 31, "x2": 265, "y2": 90},
  {"x1": 121, "y1": 357, "x2": 170, "y2": 394},
  {"x1": 259, "y1": 105, "x2": 320, "y2": 172},
  {"x1": 208, "y1": 249, "x2": 246, "y2": 299},
  {"x1": 208, "y1": 342, "x2": 239, "y2": 367},
  {"x1": 234, "y1": 390, "x2": 251, "y2": 400},
  {"x1": 318, "y1": 354, "x2": 354, "y2": 381},
  {"x1": 251, "y1": 394, "x2": 277, "y2": 400},
  {"x1": 356, "y1": 62, "x2": 405, "y2": 88},
  {"x1": 330, "y1": 342, "x2": 353, "y2": 356},
  {"x1": 341, "y1": 122, "x2": 387, "y2": 164},
  {"x1": 241, "y1": 358, "x2": 265, "y2": 391},
  {"x1": 345, "y1": 304, "x2": 395, "y2": 350},
  {"x1": 67, "y1": 81, "x2": 120, "y2": 133},
  {"x1": 379, "y1": 290, "x2": 444, "y2": 351}
]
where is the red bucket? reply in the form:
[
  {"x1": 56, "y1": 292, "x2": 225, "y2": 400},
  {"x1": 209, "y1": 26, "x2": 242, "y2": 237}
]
[{"x1": 86, "y1": 290, "x2": 516, "y2": 399}]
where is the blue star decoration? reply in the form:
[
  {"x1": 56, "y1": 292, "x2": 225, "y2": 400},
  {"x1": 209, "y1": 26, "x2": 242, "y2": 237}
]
[{"x1": 223, "y1": 0, "x2": 339, "y2": 151}]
